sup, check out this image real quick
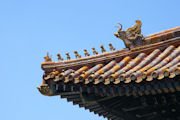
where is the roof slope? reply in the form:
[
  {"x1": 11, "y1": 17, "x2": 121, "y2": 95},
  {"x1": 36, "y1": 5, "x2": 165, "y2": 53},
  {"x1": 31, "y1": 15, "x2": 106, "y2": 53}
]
[
  {"x1": 38, "y1": 26, "x2": 180, "y2": 120},
  {"x1": 42, "y1": 37, "x2": 180, "y2": 86}
]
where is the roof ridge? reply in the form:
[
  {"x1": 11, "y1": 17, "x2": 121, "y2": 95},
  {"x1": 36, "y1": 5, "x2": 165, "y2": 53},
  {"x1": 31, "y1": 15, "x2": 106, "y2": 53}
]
[{"x1": 42, "y1": 37, "x2": 180, "y2": 71}]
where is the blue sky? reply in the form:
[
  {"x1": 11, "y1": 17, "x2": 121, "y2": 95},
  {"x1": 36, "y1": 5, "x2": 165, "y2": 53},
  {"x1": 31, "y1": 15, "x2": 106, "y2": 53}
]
[{"x1": 0, "y1": 0, "x2": 179, "y2": 120}]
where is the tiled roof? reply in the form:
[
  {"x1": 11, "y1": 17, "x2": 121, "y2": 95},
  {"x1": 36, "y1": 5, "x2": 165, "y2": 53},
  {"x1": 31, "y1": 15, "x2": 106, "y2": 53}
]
[
  {"x1": 38, "y1": 26, "x2": 180, "y2": 120},
  {"x1": 42, "y1": 40, "x2": 180, "y2": 85},
  {"x1": 39, "y1": 27, "x2": 180, "y2": 100}
]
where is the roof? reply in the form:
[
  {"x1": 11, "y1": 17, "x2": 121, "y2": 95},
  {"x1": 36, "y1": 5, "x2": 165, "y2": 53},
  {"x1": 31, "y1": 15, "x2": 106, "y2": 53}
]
[
  {"x1": 41, "y1": 37, "x2": 180, "y2": 86},
  {"x1": 38, "y1": 25, "x2": 180, "y2": 120}
]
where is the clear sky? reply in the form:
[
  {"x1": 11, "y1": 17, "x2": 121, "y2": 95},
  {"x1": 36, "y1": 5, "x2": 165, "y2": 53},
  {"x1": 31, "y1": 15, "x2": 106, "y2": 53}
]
[{"x1": 0, "y1": 0, "x2": 179, "y2": 120}]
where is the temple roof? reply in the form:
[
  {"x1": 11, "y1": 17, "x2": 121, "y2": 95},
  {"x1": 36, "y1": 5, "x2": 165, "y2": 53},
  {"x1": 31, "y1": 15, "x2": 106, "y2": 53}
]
[
  {"x1": 38, "y1": 25, "x2": 180, "y2": 120},
  {"x1": 43, "y1": 43, "x2": 179, "y2": 84},
  {"x1": 41, "y1": 26, "x2": 180, "y2": 86}
]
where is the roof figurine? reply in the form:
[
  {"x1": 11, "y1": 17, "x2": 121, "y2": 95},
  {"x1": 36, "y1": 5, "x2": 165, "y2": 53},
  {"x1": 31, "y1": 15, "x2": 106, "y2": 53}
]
[
  {"x1": 114, "y1": 20, "x2": 145, "y2": 49},
  {"x1": 57, "y1": 53, "x2": 63, "y2": 61},
  {"x1": 109, "y1": 43, "x2": 116, "y2": 51},
  {"x1": 127, "y1": 20, "x2": 142, "y2": 35},
  {"x1": 74, "y1": 51, "x2": 81, "y2": 59},
  {"x1": 43, "y1": 52, "x2": 52, "y2": 62},
  {"x1": 65, "y1": 52, "x2": 71, "y2": 60},
  {"x1": 84, "y1": 49, "x2": 90, "y2": 56},
  {"x1": 92, "y1": 47, "x2": 98, "y2": 55},
  {"x1": 100, "y1": 45, "x2": 106, "y2": 53}
]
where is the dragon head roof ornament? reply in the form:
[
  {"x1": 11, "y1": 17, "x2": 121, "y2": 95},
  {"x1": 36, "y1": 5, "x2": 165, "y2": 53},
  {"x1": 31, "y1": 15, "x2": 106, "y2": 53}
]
[{"x1": 114, "y1": 20, "x2": 145, "y2": 49}]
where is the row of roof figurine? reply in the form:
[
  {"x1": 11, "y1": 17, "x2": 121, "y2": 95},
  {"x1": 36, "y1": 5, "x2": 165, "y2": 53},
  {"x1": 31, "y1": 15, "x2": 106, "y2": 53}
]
[{"x1": 44, "y1": 43, "x2": 116, "y2": 62}]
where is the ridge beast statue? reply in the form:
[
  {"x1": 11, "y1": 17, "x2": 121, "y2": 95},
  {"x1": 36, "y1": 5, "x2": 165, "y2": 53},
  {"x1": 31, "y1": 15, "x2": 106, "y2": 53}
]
[{"x1": 114, "y1": 20, "x2": 145, "y2": 49}]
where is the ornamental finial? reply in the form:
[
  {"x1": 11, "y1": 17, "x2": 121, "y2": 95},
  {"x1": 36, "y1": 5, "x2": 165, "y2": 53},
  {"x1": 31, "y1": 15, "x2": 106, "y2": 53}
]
[
  {"x1": 100, "y1": 45, "x2": 106, "y2": 53},
  {"x1": 109, "y1": 43, "x2": 116, "y2": 51},
  {"x1": 57, "y1": 53, "x2": 63, "y2": 61},
  {"x1": 74, "y1": 51, "x2": 81, "y2": 58},
  {"x1": 66, "y1": 52, "x2": 71, "y2": 60},
  {"x1": 44, "y1": 52, "x2": 52, "y2": 62},
  {"x1": 114, "y1": 20, "x2": 145, "y2": 49},
  {"x1": 84, "y1": 49, "x2": 90, "y2": 56},
  {"x1": 92, "y1": 47, "x2": 98, "y2": 55}
]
